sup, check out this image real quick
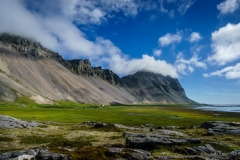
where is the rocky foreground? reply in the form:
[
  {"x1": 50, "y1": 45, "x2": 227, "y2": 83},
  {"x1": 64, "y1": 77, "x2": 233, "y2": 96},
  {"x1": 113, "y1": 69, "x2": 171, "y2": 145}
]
[
  {"x1": 0, "y1": 116, "x2": 42, "y2": 129},
  {"x1": 0, "y1": 116, "x2": 240, "y2": 160}
]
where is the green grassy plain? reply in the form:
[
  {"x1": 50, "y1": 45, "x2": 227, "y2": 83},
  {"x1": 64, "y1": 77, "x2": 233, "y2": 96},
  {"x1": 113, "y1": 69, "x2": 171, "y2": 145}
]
[
  {"x1": 1, "y1": 98, "x2": 240, "y2": 157},
  {"x1": 0, "y1": 98, "x2": 239, "y2": 127}
]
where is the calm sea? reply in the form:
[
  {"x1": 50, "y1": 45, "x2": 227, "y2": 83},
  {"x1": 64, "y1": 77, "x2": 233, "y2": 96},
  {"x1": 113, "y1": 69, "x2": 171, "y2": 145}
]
[{"x1": 191, "y1": 104, "x2": 240, "y2": 113}]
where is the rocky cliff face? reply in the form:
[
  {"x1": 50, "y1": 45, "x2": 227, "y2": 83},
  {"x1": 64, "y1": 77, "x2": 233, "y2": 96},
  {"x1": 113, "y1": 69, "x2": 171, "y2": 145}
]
[
  {"x1": 120, "y1": 71, "x2": 193, "y2": 104},
  {"x1": 0, "y1": 33, "x2": 121, "y2": 85},
  {"x1": 65, "y1": 59, "x2": 121, "y2": 85},
  {"x1": 0, "y1": 33, "x2": 63, "y2": 60},
  {"x1": 0, "y1": 33, "x2": 195, "y2": 104}
]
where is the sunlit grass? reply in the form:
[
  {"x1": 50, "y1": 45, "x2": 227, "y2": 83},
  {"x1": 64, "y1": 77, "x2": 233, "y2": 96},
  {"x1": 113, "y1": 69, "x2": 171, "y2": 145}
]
[{"x1": 0, "y1": 99, "x2": 239, "y2": 127}]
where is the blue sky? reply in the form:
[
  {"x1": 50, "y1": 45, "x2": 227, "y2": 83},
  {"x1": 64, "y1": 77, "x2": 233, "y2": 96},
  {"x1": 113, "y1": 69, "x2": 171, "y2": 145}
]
[{"x1": 0, "y1": 0, "x2": 240, "y2": 104}]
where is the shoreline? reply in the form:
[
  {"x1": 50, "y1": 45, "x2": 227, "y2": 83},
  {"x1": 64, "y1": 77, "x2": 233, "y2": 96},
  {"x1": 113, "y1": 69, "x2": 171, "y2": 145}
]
[{"x1": 188, "y1": 105, "x2": 240, "y2": 113}]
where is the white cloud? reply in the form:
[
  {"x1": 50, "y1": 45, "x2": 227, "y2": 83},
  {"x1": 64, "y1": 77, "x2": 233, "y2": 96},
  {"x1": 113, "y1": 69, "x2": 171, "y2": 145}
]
[
  {"x1": 177, "y1": 0, "x2": 195, "y2": 15},
  {"x1": 108, "y1": 54, "x2": 178, "y2": 77},
  {"x1": 0, "y1": 1, "x2": 60, "y2": 49},
  {"x1": 0, "y1": 0, "x2": 179, "y2": 78},
  {"x1": 27, "y1": 0, "x2": 138, "y2": 25},
  {"x1": 159, "y1": 0, "x2": 175, "y2": 18},
  {"x1": 158, "y1": 32, "x2": 182, "y2": 47},
  {"x1": 189, "y1": 32, "x2": 202, "y2": 43},
  {"x1": 101, "y1": 0, "x2": 138, "y2": 17},
  {"x1": 175, "y1": 52, "x2": 207, "y2": 75},
  {"x1": 75, "y1": 7, "x2": 106, "y2": 25},
  {"x1": 153, "y1": 49, "x2": 162, "y2": 57},
  {"x1": 91, "y1": 39, "x2": 178, "y2": 77},
  {"x1": 138, "y1": 0, "x2": 195, "y2": 18},
  {"x1": 217, "y1": 0, "x2": 240, "y2": 15},
  {"x1": 208, "y1": 23, "x2": 240, "y2": 65},
  {"x1": 204, "y1": 63, "x2": 240, "y2": 79}
]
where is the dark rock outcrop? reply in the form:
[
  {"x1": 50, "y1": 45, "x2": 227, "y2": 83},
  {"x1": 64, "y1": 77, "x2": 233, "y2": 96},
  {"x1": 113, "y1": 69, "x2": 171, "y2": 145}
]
[
  {"x1": 83, "y1": 121, "x2": 98, "y2": 126},
  {"x1": 0, "y1": 33, "x2": 63, "y2": 60},
  {"x1": 120, "y1": 71, "x2": 195, "y2": 104},
  {"x1": 65, "y1": 59, "x2": 121, "y2": 85},
  {"x1": 156, "y1": 155, "x2": 206, "y2": 160},
  {"x1": 94, "y1": 122, "x2": 107, "y2": 128},
  {"x1": 200, "y1": 121, "x2": 240, "y2": 135},
  {"x1": 124, "y1": 132, "x2": 200, "y2": 150},
  {"x1": 0, "y1": 149, "x2": 72, "y2": 160},
  {"x1": 228, "y1": 149, "x2": 240, "y2": 159},
  {"x1": 186, "y1": 144, "x2": 227, "y2": 158},
  {"x1": 65, "y1": 59, "x2": 94, "y2": 76},
  {"x1": 108, "y1": 148, "x2": 153, "y2": 160}
]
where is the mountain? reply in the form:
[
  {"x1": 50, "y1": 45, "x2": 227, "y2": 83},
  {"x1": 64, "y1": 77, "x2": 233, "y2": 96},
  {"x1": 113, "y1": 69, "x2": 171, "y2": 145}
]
[
  {"x1": 0, "y1": 33, "x2": 195, "y2": 104},
  {"x1": 121, "y1": 71, "x2": 193, "y2": 103}
]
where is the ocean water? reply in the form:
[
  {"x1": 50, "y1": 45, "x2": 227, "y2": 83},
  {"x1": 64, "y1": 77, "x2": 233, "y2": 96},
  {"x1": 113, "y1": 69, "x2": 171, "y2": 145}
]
[{"x1": 191, "y1": 104, "x2": 240, "y2": 113}]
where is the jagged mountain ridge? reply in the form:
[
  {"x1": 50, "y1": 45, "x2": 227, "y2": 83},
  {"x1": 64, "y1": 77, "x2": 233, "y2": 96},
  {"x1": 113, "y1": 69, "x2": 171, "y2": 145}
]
[
  {"x1": 0, "y1": 33, "x2": 195, "y2": 104},
  {"x1": 121, "y1": 71, "x2": 192, "y2": 103}
]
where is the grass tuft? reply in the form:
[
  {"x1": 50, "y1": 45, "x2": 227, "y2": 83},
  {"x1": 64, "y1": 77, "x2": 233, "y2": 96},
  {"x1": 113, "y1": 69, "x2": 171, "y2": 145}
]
[
  {"x1": 210, "y1": 143, "x2": 234, "y2": 153},
  {"x1": 16, "y1": 95, "x2": 36, "y2": 104},
  {"x1": 0, "y1": 136, "x2": 13, "y2": 142},
  {"x1": 92, "y1": 124, "x2": 121, "y2": 132},
  {"x1": 20, "y1": 135, "x2": 95, "y2": 149},
  {"x1": 52, "y1": 146, "x2": 110, "y2": 160}
]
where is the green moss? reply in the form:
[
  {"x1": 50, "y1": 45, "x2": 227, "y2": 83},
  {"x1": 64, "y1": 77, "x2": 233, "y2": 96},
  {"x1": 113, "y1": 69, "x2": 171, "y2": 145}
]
[
  {"x1": 0, "y1": 136, "x2": 13, "y2": 142},
  {"x1": 224, "y1": 137, "x2": 233, "y2": 141},
  {"x1": 16, "y1": 95, "x2": 36, "y2": 104},
  {"x1": 92, "y1": 124, "x2": 121, "y2": 132},
  {"x1": 109, "y1": 136, "x2": 123, "y2": 140},
  {"x1": 20, "y1": 135, "x2": 95, "y2": 149},
  {"x1": 52, "y1": 146, "x2": 110, "y2": 160},
  {"x1": 20, "y1": 135, "x2": 60, "y2": 144},
  {"x1": 0, "y1": 148, "x2": 23, "y2": 154},
  {"x1": 51, "y1": 146, "x2": 143, "y2": 160},
  {"x1": 210, "y1": 143, "x2": 235, "y2": 153}
]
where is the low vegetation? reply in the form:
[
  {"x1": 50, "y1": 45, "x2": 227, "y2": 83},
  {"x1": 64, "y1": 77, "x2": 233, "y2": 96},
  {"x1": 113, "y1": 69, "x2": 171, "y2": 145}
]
[
  {"x1": 0, "y1": 98, "x2": 239, "y2": 127},
  {"x1": 0, "y1": 99, "x2": 240, "y2": 157},
  {"x1": 0, "y1": 136, "x2": 13, "y2": 142}
]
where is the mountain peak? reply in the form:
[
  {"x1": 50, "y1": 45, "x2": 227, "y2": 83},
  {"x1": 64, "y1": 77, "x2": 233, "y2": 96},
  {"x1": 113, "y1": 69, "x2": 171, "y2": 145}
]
[{"x1": 0, "y1": 33, "x2": 195, "y2": 104}]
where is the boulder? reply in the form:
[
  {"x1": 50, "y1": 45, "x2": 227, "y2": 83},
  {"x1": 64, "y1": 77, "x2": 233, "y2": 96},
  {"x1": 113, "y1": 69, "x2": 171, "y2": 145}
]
[
  {"x1": 156, "y1": 155, "x2": 206, "y2": 160},
  {"x1": 228, "y1": 149, "x2": 240, "y2": 159},
  {"x1": 0, "y1": 149, "x2": 72, "y2": 160},
  {"x1": 144, "y1": 124, "x2": 154, "y2": 127},
  {"x1": 113, "y1": 124, "x2": 149, "y2": 131},
  {"x1": 108, "y1": 148, "x2": 153, "y2": 160},
  {"x1": 200, "y1": 121, "x2": 240, "y2": 135},
  {"x1": 187, "y1": 144, "x2": 213, "y2": 154},
  {"x1": 178, "y1": 126, "x2": 187, "y2": 130},
  {"x1": 94, "y1": 122, "x2": 107, "y2": 128},
  {"x1": 165, "y1": 126, "x2": 174, "y2": 130},
  {"x1": 186, "y1": 144, "x2": 227, "y2": 158},
  {"x1": 190, "y1": 125, "x2": 196, "y2": 129},
  {"x1": 124, "y1": 133, "x2": 200, "y2": 150},
  {"x1": 155, "y1": 129, "x2": 187, "y2": 137},
  {"x1": 156, "y1": 126, "x2": 164, "y2": 129},
  {"x1": 226, "y1": 129, "x2": 240, "y2": 135},
  {"x1": 83, "y1": 121, "x2": 97, "y2": 126},
  {"x1": 0, "y1": 115, "x2": 42, "y2": 129},
  {"x1": 36, "y1": 150, "x2": 72, "y2": 160}
]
